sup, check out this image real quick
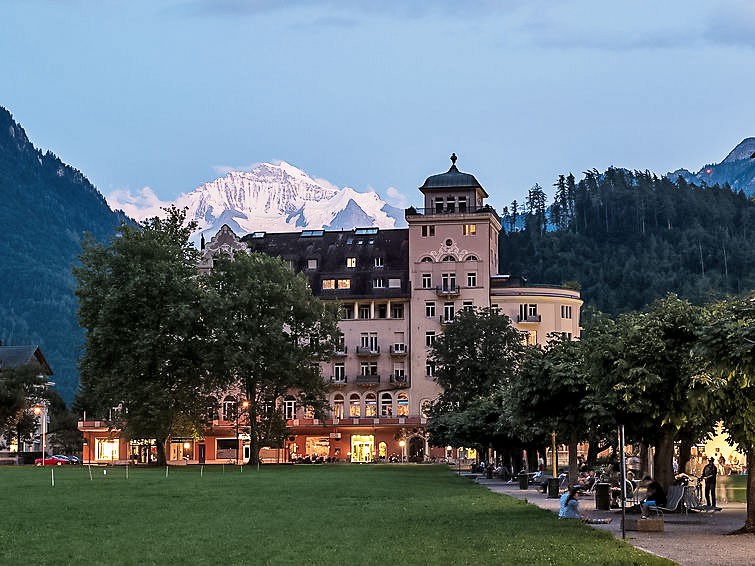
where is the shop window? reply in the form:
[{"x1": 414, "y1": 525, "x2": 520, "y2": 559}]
[
  {"x1": 365, "y1": 393, "x2": 377, "y2": 417},
  {"x1": 333, "y1": 394, "x2": 344, "y2": 419},
  {"x1": 95, "y1": 438, "x2": 119, "y2": 461},
  {"x1": 397, "y1": 393, "x2": 409, "y2": 417},
  {"x1": 349, "y1": 394, "x2": 361, "y2": 417},
  {"x1": 380, "y1": 393, "x2": 393, "y2": 417}
]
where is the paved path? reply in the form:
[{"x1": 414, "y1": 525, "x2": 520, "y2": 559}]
[{"x1": 475, "y1": 477, "x2": 755, "y2": 566}]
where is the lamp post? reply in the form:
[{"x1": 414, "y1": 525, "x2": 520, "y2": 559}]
[
  {"x1": 33, "y1": 404, "x2": 46, "y2": 466},
  {"x1": 236, "y1": 400, "x2": 249, "y2": 465},
  {"x1": 399, "y1": 439, "x2": 406, "y2": 463}
]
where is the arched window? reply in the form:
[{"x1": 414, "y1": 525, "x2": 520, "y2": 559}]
[
  {"x1": 420, "y1": 256, "x2": 433, "y2": 263},
  {"x1": 441, "y1": 255, "x2": 456, "y2": 262},
  {"x1": 380, "y1": 393, "x2": 393, "y2": 417},
  {"x1": 333, "y1": 394, "x2": 344, "y2": 419},
  {"x1": 222, "y1": 396, "x2": 237, "y2": 421},
  {"x1": 397, "y1": 393, "x2": 409, "y2": 417},
  {"x1": 349, "y1": 394, "x2": 361, "y2": 417},
  {"x1": 465, "y1": 255, "x2": 478, "y2": 262},
  {"x1": 365, "y1": 392, "x2": 377, "y2": 417},
  {"x1": 421, "y1": 400, "x2": 432, "y2": 419}
]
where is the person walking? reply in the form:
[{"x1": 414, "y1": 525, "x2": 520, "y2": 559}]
[{"x1": 701, "y1": 456, "x2": 718, "y2": 508}]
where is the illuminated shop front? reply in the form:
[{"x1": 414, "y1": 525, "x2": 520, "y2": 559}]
[
  {"x1": 350, "y1": 434, "x2": 374, "y2": 463},
  {"x1": 95, "y1": 438, "x2": 119, "y2": 461},
  {"x1": 170, "y1": 439, "x2": 194, "y2": 461},
  {"x1": 305, "y1": 437, "x2": 330, "y2": 458},
  {"x1": 129, "y1": 439, "x2": 157, "y2": 463}
]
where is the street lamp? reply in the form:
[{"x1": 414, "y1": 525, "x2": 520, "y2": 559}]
[
  {"x1": 33, "y1": 404, "x2": 46, "y2": 466},
  {"x1": 236, "y1": 400, "x2": 249, "y2": 465},
  {"x1": 399, "y1": 439, "x2": 406, "y2": 463}
]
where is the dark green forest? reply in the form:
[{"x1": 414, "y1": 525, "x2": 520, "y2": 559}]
[
  {"x1": 500, "y1": 169, "x2": 755, "y2": 313},
  {"x1": 0, "y1": 107, "x2": 127, "y2": 403}
]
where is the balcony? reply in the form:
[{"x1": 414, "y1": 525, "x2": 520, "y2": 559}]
[
  {"x1": 390, "y1": 373, "x2": 408, "y2": 387},
  {"x1": 356, "y1": 345, "x2": 380, "y2": 357},
  {"x1": 439, "y1": 315, "x2": 454, "y2": 326},
  {"x1": 435, "y1": 286, "x2": 460, "y2": 298},
  {"x1": 355, "y1": 374, "x2": 380, "y2": 385},
  {"x1": 330, "y1": 375, "x2": 347, "y2": 386},
  {"x1": 333, "y1": 345, "x2": 347, "y2": 357},
  {"x1": 389, "y1": 343, "x2": 408, "y2": 356},
  {"x1": 517, "y1": 314, "x2": 541, "y2": 323},
  {"x1": 405, "y1": 205, "x2": 500, "y2": 223}
]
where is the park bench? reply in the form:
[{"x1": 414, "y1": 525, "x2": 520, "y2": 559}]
[{"x1": 648, "y1": 485, "x2": 685, "y2": 517}]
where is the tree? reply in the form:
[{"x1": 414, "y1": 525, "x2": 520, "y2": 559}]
[
  {"x1": 696, "y1": 295, "x2": 755, "y2": 532},
  {"x1": 427, "y1": 308, "x2": 524, "y2": 451},
  {"x1": 0, "y1": 364, "x2": 46, "y2": 449},
  {"x1": 202, "y1": 251, "x2": 340, "y2": 465},
  {"x1": 75, "y1": 207, "x2": 213, "y2": 465}
]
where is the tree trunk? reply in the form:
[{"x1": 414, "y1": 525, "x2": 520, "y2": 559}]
[
  {"x1": 568, "y1": 432, "x2": 579, "y2": 486},
  {"x1": 586, "y1": 439, "x2": 601, "y2": 467},
  {"x1": 155, "y1": 437, "x2": 167, "y2": 466},
  {"x1": 677, "y1": 438, "x2": 693, "y2": 476},
  {"x1": 639, "y1": 442, "x2": 649, "y2": 478},
  {"x1": 741, "y1": 448, "x2": 755, "y2": 533},
  {"x1": 654, "y1": 430, "x2": 675, "y2": 490}
]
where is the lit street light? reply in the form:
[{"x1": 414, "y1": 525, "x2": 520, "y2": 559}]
[
  {"x1": 236, "y1": 400, "x2": 249, "y2": 465},
  {"x1": 399, "y1": 439, "x2": 406, "y2": 463},
  {"x1": 33, "y1": 404, "x2": 46, "y2": 466}
]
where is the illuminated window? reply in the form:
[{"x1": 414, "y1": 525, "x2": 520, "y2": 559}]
[
  {"x1": 373, "y1": 278, "x2": 385, "y2": 288},
  {"x1": 374, "y1": 257, "x2": 384, "y2": 267},
  {"x1": 349, "y1": 394, "x2": 361, "y2": 417},
  {"x1": 333, "y1": 395, "x2": 344, "y2": 419},
  {"x1": 463, "y1": 224, "x2": 476, "y2": 236},
  {"x1": 95, "y1": 438, "x2": 119, "y2": 461},
  {"x1": 338, "y1": 279, "x2": 351, "y2": 289},
  {"x1": 421, "y1": 400, "x2": 432, "y2": 418},
  {"x1": 425, "y1": 301, "x2": 435, "y2": 317},
  {"x1": 523, "y1": 330, "x2": 537, "y2": 346},
  {"x1": 322, "y1": 279, "x2": 336, "y2": 290},
  {"x1": 397, "y1": 393, "x2": 409, "y2": 417},
  {"x1": 365, "y1": 393, "x2": 377, "y2": 417},
  {"x1": 346, "y1": 257, "x2": 356, "y2": 268},
  {"x1": 380, "y1": 393, "x2": 393, "y2": 417}
]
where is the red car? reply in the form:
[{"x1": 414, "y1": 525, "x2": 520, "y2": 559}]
[{"x1": 34, "y1": 455, "x2": 69, "y2": 466}]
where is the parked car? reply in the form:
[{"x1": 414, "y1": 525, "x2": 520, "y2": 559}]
[
  {"x1": 65, "y1": 455, "x2": 82, "y2": 465},
  {"x1": 34, "y1": 455, "x2": 69, "y2": 466}
]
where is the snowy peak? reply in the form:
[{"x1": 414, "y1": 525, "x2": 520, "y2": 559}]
[{"x1": 722, "y1": 138, "x2": 755, "y2": 164}]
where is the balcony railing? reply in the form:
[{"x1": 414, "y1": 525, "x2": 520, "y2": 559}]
[
  {"x1": 356, "y1": 374, "x2": 380, "y2": 385},
  {"x1": 333, "y1": 346, "x2": 347, "y2": 356},
  {"x1": 390, "y1": 373, "x2": 408, "y2": 386},
  {"x1": 330, "y1": 375, "x2": 347, "y2": 385},
  {"x1": 517, "y1": 314, "x2": 541, "y2": 323},
  {"x1": 439, "y1": 315, "x2": 454, "y2": 325},
  {"x1": 435, "y1": 286, "x2": 460, "y2": 297},
  {"x1": 356, "y1": 345, "x2": 380, "y2": 356},
  {"x1": 389, "y1": 343, "x2": 408, "y2": 355},
  {"x1": 405, "y1": 205, "x2": 500, "y2": 222}
]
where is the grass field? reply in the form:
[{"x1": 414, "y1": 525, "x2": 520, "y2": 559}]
[
  {"x1": 717, "y1": 474, "x2": 748, "y2": 503},
  {"x1": 0, "y1": 464, "x2": 672, "y2": 566}
]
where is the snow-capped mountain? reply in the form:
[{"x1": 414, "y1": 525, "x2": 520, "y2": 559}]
[{"x1": 170, "y1": 161, "x2": 407, "y2": 241}]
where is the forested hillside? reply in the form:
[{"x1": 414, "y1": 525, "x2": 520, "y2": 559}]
[
  {"x1": 499, "y1": 169, "x2": 755, "y2": 314},
  {"x1": 0, "y1": 107, "x2": 127, "y2": 403}
]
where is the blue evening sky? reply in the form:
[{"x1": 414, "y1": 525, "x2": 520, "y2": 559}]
[{"x1": 2, "y1": 1, "x2": 755, "y2": 213}]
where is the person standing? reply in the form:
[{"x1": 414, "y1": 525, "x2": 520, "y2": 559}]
[{"x1": 701, "y1": 457, "x2": 718, "y2": 508}]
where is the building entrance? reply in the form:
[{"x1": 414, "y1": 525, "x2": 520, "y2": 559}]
[
  {"x1": 350, "y1": 435, "x2": 374, "y2": 463},
  {"x1": 409, "y1": 437, "x2": 425, "y2": 462}
]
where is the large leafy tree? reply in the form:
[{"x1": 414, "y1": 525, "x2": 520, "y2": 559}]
[
  {"x1": 75, "y1": 207, "x2": 215, "y2": 465},
  {"x1": 202, "y1": 251, "x2": 340, "y2": 465},
  {"x1": 0, "y1": 364, "x2": 47, "y2": 449},
  {"x1": 427, "y1": 307, "x2": 524, "y2": 453},
  {"x1": 696, "y1": 295, "x2": 755, "y2": 532}
]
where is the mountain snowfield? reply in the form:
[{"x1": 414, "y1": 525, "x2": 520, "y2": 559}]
[{"x1": 110, "y1": 161, "x2": 407, "y2": 242}]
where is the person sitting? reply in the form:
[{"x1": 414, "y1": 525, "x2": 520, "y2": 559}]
[
  {"x1": 559, "y1": 486, "x2": 582, "y2": 519},
  {"x1": 578, "y1": 470, "x2": 596, "y2": 491},
  {"x1": 641, "y1": 476, "x2": 667, "y2": 518}
]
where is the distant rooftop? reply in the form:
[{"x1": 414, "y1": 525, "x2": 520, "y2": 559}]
[{"x1": 419, "y1": 153, "x2": 486, "y2": 195}]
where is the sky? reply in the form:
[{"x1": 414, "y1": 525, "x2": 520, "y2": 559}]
[{"x1": 3, "y1": 0, "x2": 755, "y2": 215}]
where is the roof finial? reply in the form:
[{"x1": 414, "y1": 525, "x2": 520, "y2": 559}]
[{"x1": 450, "y1": 152, "x2": 457, "y2": 166}]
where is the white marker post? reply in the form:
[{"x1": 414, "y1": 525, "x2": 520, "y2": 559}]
[
  {"x1": 126, "y1": 465, "x2": 129, "y2": 480},
  {"x1": 88, "y1": 465, "x2": 93, "y2": 481},
  {"x1": 165, "y1": 465, "x2": 168, "y2": 479},
  {"x1": 51, "y1": 468, "x2": 55, "y2": 487},
  {"x1": 200, "y1": 465, "x2": 204, "y2": 478}
]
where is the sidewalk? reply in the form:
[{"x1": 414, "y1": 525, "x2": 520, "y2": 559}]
[{"x1": 475, "y1": 476, "x2": 755, "y2": 566}]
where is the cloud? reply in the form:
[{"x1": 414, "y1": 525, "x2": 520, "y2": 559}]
[
  {"x1": 385, "y1": 186, "x2": 408, "y2": 208},
  {"x1": 703, "y1": 2, "x2": 755, "y2": 48},
  {"x1": 106, "y1": 186, "x2": 172, "y2": 221},
  {"x1": 212, "y1": 163, "x2": 262, "y2": 175}
]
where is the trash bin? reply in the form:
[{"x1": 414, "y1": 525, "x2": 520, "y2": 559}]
[
  {"x1": 518, "y1": 473, "x2": 529, "y2": 490},
  {"x1": 547, "y1": 477, "x2": 560, "y2": 498},
  {"x1": 595, "y1": 482, "x2": 611, "y2": 510}
]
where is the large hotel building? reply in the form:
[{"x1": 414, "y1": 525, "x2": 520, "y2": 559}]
[{"x1": 79, "y1": 157, "x2": 582, "y2": 465}]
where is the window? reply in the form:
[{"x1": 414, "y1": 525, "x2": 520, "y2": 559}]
[
  {"x1": 467, "y1": 272, "x2": 477, "y2": 287},
  {"x1": 334, "y1": 363, "x2": 345, "y2": 380},
  {"x1": 463, "y1": 300, "x2": 473, "y2": 311},
  {"x1": 520, "y1": 303, "x2": 538, "y2": 321},
  {"x1": 374, "y1": 257, "x2": 384, "y2": 267},
  {"x1": 349, "y1": 394, "x2": 361, "y2": 417},
  {"x1": 355, "y1": 227, "x2": 378, "y2": 235},
  {"x1": 421, "y1": 225, "x2": 435, "y2": 237},
  {"x1": 421, "y1": 399, "x2": 432, "y2": 418},
  {"x1": 307, "y1": 259, "x2": 318, "y2": 270},
  {"x1": 420, "y1": 256, "x2": 433, "y2": 263},
  {"x1": 337, "y1": 279, "x2": 351, "y2": 289},
  {"x1": 284, "y1": 398, "x2": 296, "y2": 420},
  {"x1": 333, "y1": 394, "x2": 344, "y2": 419},
  {"x1": 301, "y1": 230, "x2": 324, "y2": 237},
  {"x1": 446, "y1": 198, "x2": 455, "y2": 213},
  {"x1": 252, "y1": 231, "x2": 265, "y2": 238},
  {"x1": 359, "y1": 304, "x2": 370, "y2": 319},
  {"x1": 561, "y1": 332, "x2": 573, "y2": 340},
  {"x1": 95, "y1": 438, "x2": 119, "y2": 461},
  {"x1": 322, "y1": 279, "x2": 336, "y2": 290},
  {"x1": 458, "y1": 196, "x2": 467, "y2": 212},
  {"x1": 463, "y1": 223, "x2": 476, "y2": 236},
  {"x1": 445, "y1": 239, "x2": 453, "y2": 246},
  {"x1": 346, "y1": 257, "x2": 356, "y2": 268},
  {"x1": 561, "y1": 305, "x2": 573, "y2": 319},
  {"x1": 373, "y1": 278, "x2": 385, "y2": 288},
  {"x1": 425, "y1": 301, "x2": 436, "y2": 317},
  {"x1": 222, "y1": 396, "x2": 237, "y2": 421},
  {"x1": 434, "y1": 198, "x2": 444, "y2": 213},
  {"x1": 381, "y1": 393, "x2": 393, "y2": 417},
  {"x1": 388, "y1": 278, "x2": 401, "y2": 288},
  {"x1": 524, "y1": 330, "x2": 538, "y2": 346},
  {"x1": 465, "y1": 255, "x2": 478, "y2": 262},
  {"x1": 441, "y1": 255, "x2": 456, "y2": 262},
  {"x1": 391, "y1": 304, "x2": 404, "y2": 319},
  {"x1": 365, "y1": 393, "x2": 377, "y2": 417},
  {"x1": 287, "y1": 259, "x2": 296, "y2": 271},
  {"x1": 421, "y1": 274, "x2": 432, "y2": 289},
  {"x1": 444, "y1": 302, "x2": 454, "y2": 323},
  {"x1": 360, "y1": 332, "x2": 378, "y2": 351},
  {"x1": 360, "y1": 361, "x2": 378, "y2": 375},
  {"x1": 426, "y1": 361, "x2": 435, "y2": 377},
  {"x1": 397, "y1": 393, "x2": 409, "y2": 417},
  {"x1": 377, "y1": 304, "x2": 387, "y2": 319},
  {"x1": 442, "y1": 273, "x2": 456, "y2": 291},
  {"x1": 426, "y1": 331, "x2": 436, "y2": 347},
  {"x1": 342, "y1": 304, "x2": 354, "y2": 319}
]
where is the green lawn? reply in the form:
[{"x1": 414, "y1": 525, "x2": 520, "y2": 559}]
[
  {"x1": 0, "y1": 464, "x2": 672, "y2": 566},
  {"x1": 717, "y1": 474, "x2": 748, "y2": 503}
]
